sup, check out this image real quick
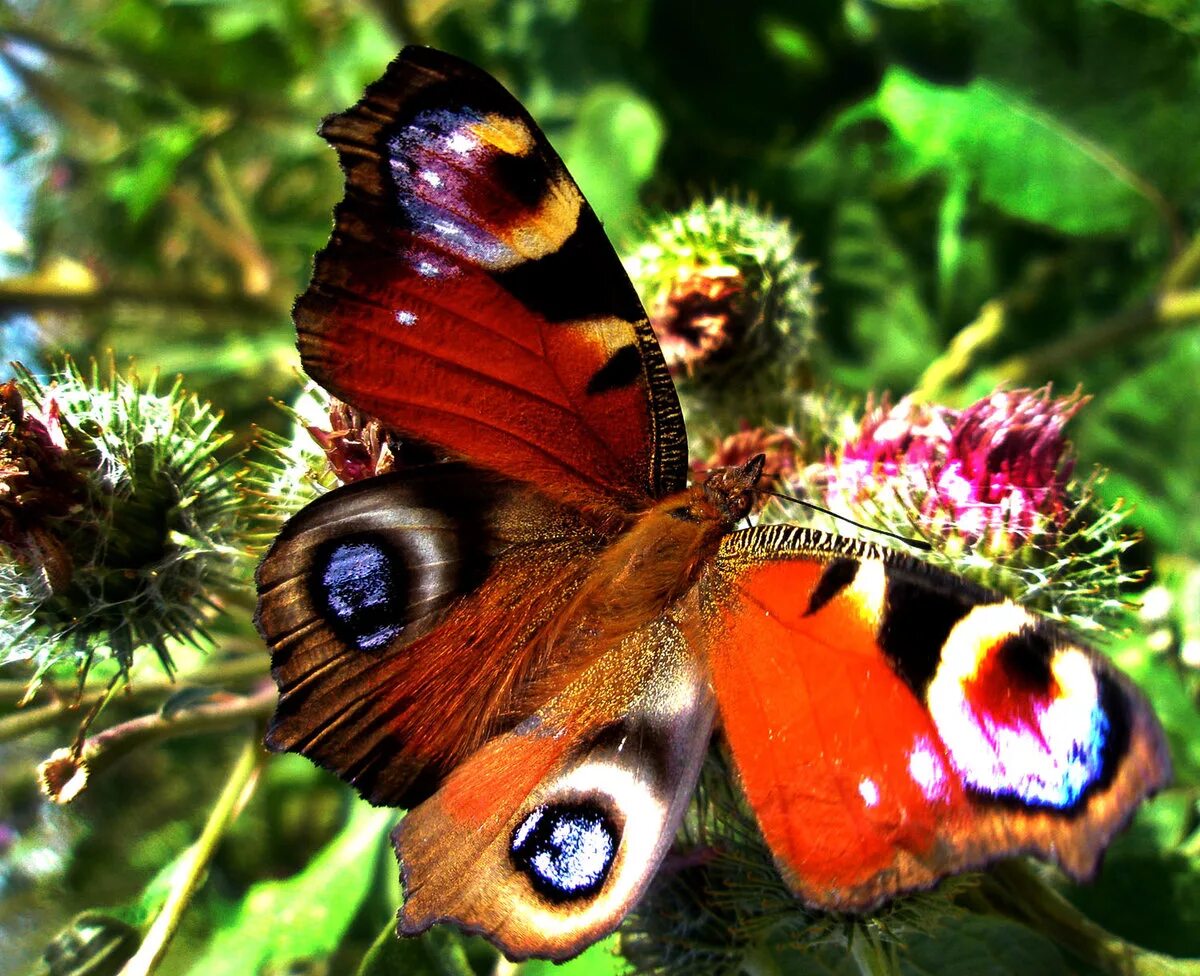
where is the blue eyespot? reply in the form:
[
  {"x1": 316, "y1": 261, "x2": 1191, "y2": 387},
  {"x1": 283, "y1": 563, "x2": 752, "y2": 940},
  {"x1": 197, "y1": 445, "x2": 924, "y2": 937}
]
[
  {"x1": 315, "y1": 537, "x2": 405, "y2": 651},
  {"x1": 510, "y1": 801, "x2": 618, "y2": 901}
]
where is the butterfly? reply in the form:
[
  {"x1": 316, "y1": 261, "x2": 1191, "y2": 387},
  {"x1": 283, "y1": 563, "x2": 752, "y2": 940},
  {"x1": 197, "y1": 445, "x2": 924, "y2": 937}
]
[{"x1": 255, "y1": 46, "x2": 1170, "y2": 962}]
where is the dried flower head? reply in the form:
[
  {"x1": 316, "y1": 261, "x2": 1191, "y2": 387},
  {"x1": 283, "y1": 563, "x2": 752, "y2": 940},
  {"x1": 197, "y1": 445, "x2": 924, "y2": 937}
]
[
  {"x1": 245, "y1": 385, "x2": 429, "y2": 553},
  {"x1": 0, "y1": 360, "x2": 248, "y2": 689},
  {"x1": 652, "y1": 266, "x2": 746, "y2": 374},
  {"x1": 0, "y1": 381, "x2": 88, "y2": 592},
  {"x1": 306, "y1": 396, "x2": 399, "y2": 484}
]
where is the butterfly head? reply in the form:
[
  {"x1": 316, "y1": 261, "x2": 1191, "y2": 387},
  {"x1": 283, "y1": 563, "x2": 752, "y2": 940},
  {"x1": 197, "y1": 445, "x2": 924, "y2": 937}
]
[{"x1": 697, "y1": 453, "x2": 766, "y2": 526}]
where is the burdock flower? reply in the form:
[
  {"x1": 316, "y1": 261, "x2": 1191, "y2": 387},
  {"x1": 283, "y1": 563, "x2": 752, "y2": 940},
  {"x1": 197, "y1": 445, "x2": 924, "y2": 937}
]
[
  {"x1": 0, "y1": 360, "x2": 247, "y2": 689},
  {"x1": 825, "y1": 387, "x2": 1135, "y2": 627},
  {"x1": 830, "y1": 388, "x2": 1086, "y2": 551}
]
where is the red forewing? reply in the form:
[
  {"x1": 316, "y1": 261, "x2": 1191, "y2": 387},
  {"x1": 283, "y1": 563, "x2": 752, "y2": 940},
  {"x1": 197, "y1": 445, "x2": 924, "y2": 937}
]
[
  {"x1": 296, "y1": 46, "x2": 686, "y2": 514},
  {"x1": 689, "y1": 524, "x2": 1170, "y2": 911}
]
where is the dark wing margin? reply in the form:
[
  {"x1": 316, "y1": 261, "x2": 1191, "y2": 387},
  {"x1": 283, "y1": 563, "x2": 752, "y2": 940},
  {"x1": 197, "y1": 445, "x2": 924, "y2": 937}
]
[{"x1": 294, "y1": 46, "x2": 687, "y2": 514}]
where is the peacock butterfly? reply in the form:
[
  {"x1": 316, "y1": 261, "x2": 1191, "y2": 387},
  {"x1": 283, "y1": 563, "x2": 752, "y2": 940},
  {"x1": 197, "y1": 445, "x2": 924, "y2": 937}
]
[{"x1": 255, "y1": 46, "x2": 1170, "y2": 961}]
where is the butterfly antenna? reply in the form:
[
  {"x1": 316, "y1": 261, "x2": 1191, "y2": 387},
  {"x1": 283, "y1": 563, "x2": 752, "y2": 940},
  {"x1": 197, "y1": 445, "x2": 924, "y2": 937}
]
[{"x1": 756, "y1": 488, "x2": 933, "y2": 552}]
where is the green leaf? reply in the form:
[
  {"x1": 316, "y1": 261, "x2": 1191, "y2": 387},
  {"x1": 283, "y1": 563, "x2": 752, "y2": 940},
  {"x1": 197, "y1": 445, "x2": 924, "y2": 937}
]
[
  {"x1": 355, "y1": 921, "x2": 438, "y2": 976},
  {"x1": 826, "y1": 198, "x2": 941, "y2": 391},
  {"x1": 520, "y1": 935, "x2": 625, "y2": 976},
  {"x1": 559, "y1": 84, "x2": 663, "y2": 246},
  {"x1": 1065, "y1": 788, "x2": 1200, "y2": 956},
  {"x1": 899, "y1": 914, "x2": 1071, "y2": 975},
  {"x1": 185, "y1": 802, "x2": 394, "y2": 976},
  {"x1": 874, "y1": 67, "x2": 1157, "y2": 237},
  {"x1": 107, "y1": 119, "x2": 202, "y2": 222},
  {"x1": 1075, "y1": 331, "x2": 1200, "y2": 555},
  {"x1": 1105, "y1": 0, "x2": 1200, "y2": 34}
]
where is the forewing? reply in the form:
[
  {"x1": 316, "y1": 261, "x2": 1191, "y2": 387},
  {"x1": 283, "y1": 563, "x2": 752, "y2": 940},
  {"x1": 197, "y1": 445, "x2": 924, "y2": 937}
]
[
  {"x1": 296, "y1": 46, "x2": 687, "y2": 513},
  {"x1": 396, "y1": 616, "x2": 716, "y2": 961},
  {"x1": 687, "y1": 524, "x2": 1170, "y2": 911}
]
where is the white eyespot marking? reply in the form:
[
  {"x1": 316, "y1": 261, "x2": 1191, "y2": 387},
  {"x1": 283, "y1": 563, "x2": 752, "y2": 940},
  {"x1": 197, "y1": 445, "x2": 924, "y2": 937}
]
[
  {"x1": 317, "y1": 538, "x2": 404, "y2": 651},
  {"x1": 394, "y1": 309, "x2": 418, "y2": 326},
  {"x1": 511, "y1": 802, "x2": 617, "y2": 900},
  {"x1": 446, "y1": 131, "x2": 478, "y2": 155},
  {"x1": 511, "y1": 807, "x2": 543, "y2": 850},
  {"x1": 927, "y1": 604, "x2": 1109, "y2": 808},
  {"x1": 908, "y1": 736, "x2": 950, "y2": 802},
  {"x1": 419, "y1": 169, "x2": 443, "y2": 188},
  {"x1": 858, "y1": 777, "x2": 880, "y2": 808}
]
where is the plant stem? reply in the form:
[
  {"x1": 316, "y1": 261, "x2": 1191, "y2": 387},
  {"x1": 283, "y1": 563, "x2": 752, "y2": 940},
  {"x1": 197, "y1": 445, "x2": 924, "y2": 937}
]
[
  {"x1": 980, "y1": 861, "x2": 1200, "y2": 976},
  {"x1": 0, "y1": 274, "x2": 280, "y2": 318},
  {"x1": 37, "y1": 686, "x2": 275, "y2": 803},
  {"x1": 1162, "y1": 231, "x2": 1200, "y2": 291},
  {"x1": 912, "y1": 299, "x2": 1006, "y2": 402},
  {"x1": 991, "y1": 288, "x2": 1200, "y2": 385},
  {"x1": 0, "y1": 654, "x2": 268, "y2": 735},
  {"x1": 119, "y1": 736, "x2": 265, "y2": 976},
  {"x1": 422, "y1": 927, "x2": 477, "y2": 976}
]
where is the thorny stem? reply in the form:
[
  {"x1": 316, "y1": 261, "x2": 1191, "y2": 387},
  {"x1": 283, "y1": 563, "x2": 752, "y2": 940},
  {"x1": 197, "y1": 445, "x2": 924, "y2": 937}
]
[
  {"x1": 118, "y1": 736, "x2": 265, "y2": 976},
  {"x1": 0, "y1": 655, "x2": 268, "y2": 741},
  {"x1": 979, "y1": 861, "x2": 1200, "y2": 976},
  {"x1": 38, "y1": 686, "x2": 275, "y2": 803}
]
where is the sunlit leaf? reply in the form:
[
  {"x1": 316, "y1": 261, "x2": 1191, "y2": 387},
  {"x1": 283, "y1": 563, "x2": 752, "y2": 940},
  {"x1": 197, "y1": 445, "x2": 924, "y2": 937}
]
[
  {"x1": 185, "y1": 802, "x2": 394, "y2": 975},
  {"x1": 521, "y1": 935, "x2": 625, "y2": 976},
  {"x1": 875, "y1": 67, "x2": 1156, "y2": 237},
  {"x1": 560, "y1": 84, "x2": 663, "y2": 245}
]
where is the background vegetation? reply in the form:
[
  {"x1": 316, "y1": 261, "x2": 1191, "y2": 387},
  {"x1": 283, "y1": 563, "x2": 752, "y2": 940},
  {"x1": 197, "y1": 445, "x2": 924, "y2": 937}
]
[{"x1": 1, "y1": 1, "x2": 1198, "y2": 975}]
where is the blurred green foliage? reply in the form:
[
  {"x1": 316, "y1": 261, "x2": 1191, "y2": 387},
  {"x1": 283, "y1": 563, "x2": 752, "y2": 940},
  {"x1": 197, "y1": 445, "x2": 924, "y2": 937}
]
[{"x1": 1, "y1": 1, "x2": 1199, "y2": 975}]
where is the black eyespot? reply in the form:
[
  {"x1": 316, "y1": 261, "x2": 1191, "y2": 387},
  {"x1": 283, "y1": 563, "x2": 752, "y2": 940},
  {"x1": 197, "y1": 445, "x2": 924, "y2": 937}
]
[
  {"x1": 510, "y1": 800, "x2": 619, "y2": 902},
  {"x1": 313, "y1": 535, "x2": 406, "y2": 652}
]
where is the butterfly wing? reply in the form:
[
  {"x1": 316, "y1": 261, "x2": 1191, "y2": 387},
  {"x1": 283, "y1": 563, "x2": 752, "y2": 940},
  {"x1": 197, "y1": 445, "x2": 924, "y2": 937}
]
[
  {"x1": 396, "y1": 615, "x2": 716, "y2": 961},
  {"x1": 256, "y1": 462, "x2": 609, "y2": 807},
  {"x1": 296, "y1": 46, "x2": 687, "y2": 514},
  {"x1": 686, "y1": 525, "x2": 1170, "y2": 910}
]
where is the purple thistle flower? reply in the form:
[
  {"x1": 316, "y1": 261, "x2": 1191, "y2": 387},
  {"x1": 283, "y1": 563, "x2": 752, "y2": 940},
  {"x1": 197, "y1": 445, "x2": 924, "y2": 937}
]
[{"x1": 829, "y1": 388, "x2": 1087, "y2": 549}]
